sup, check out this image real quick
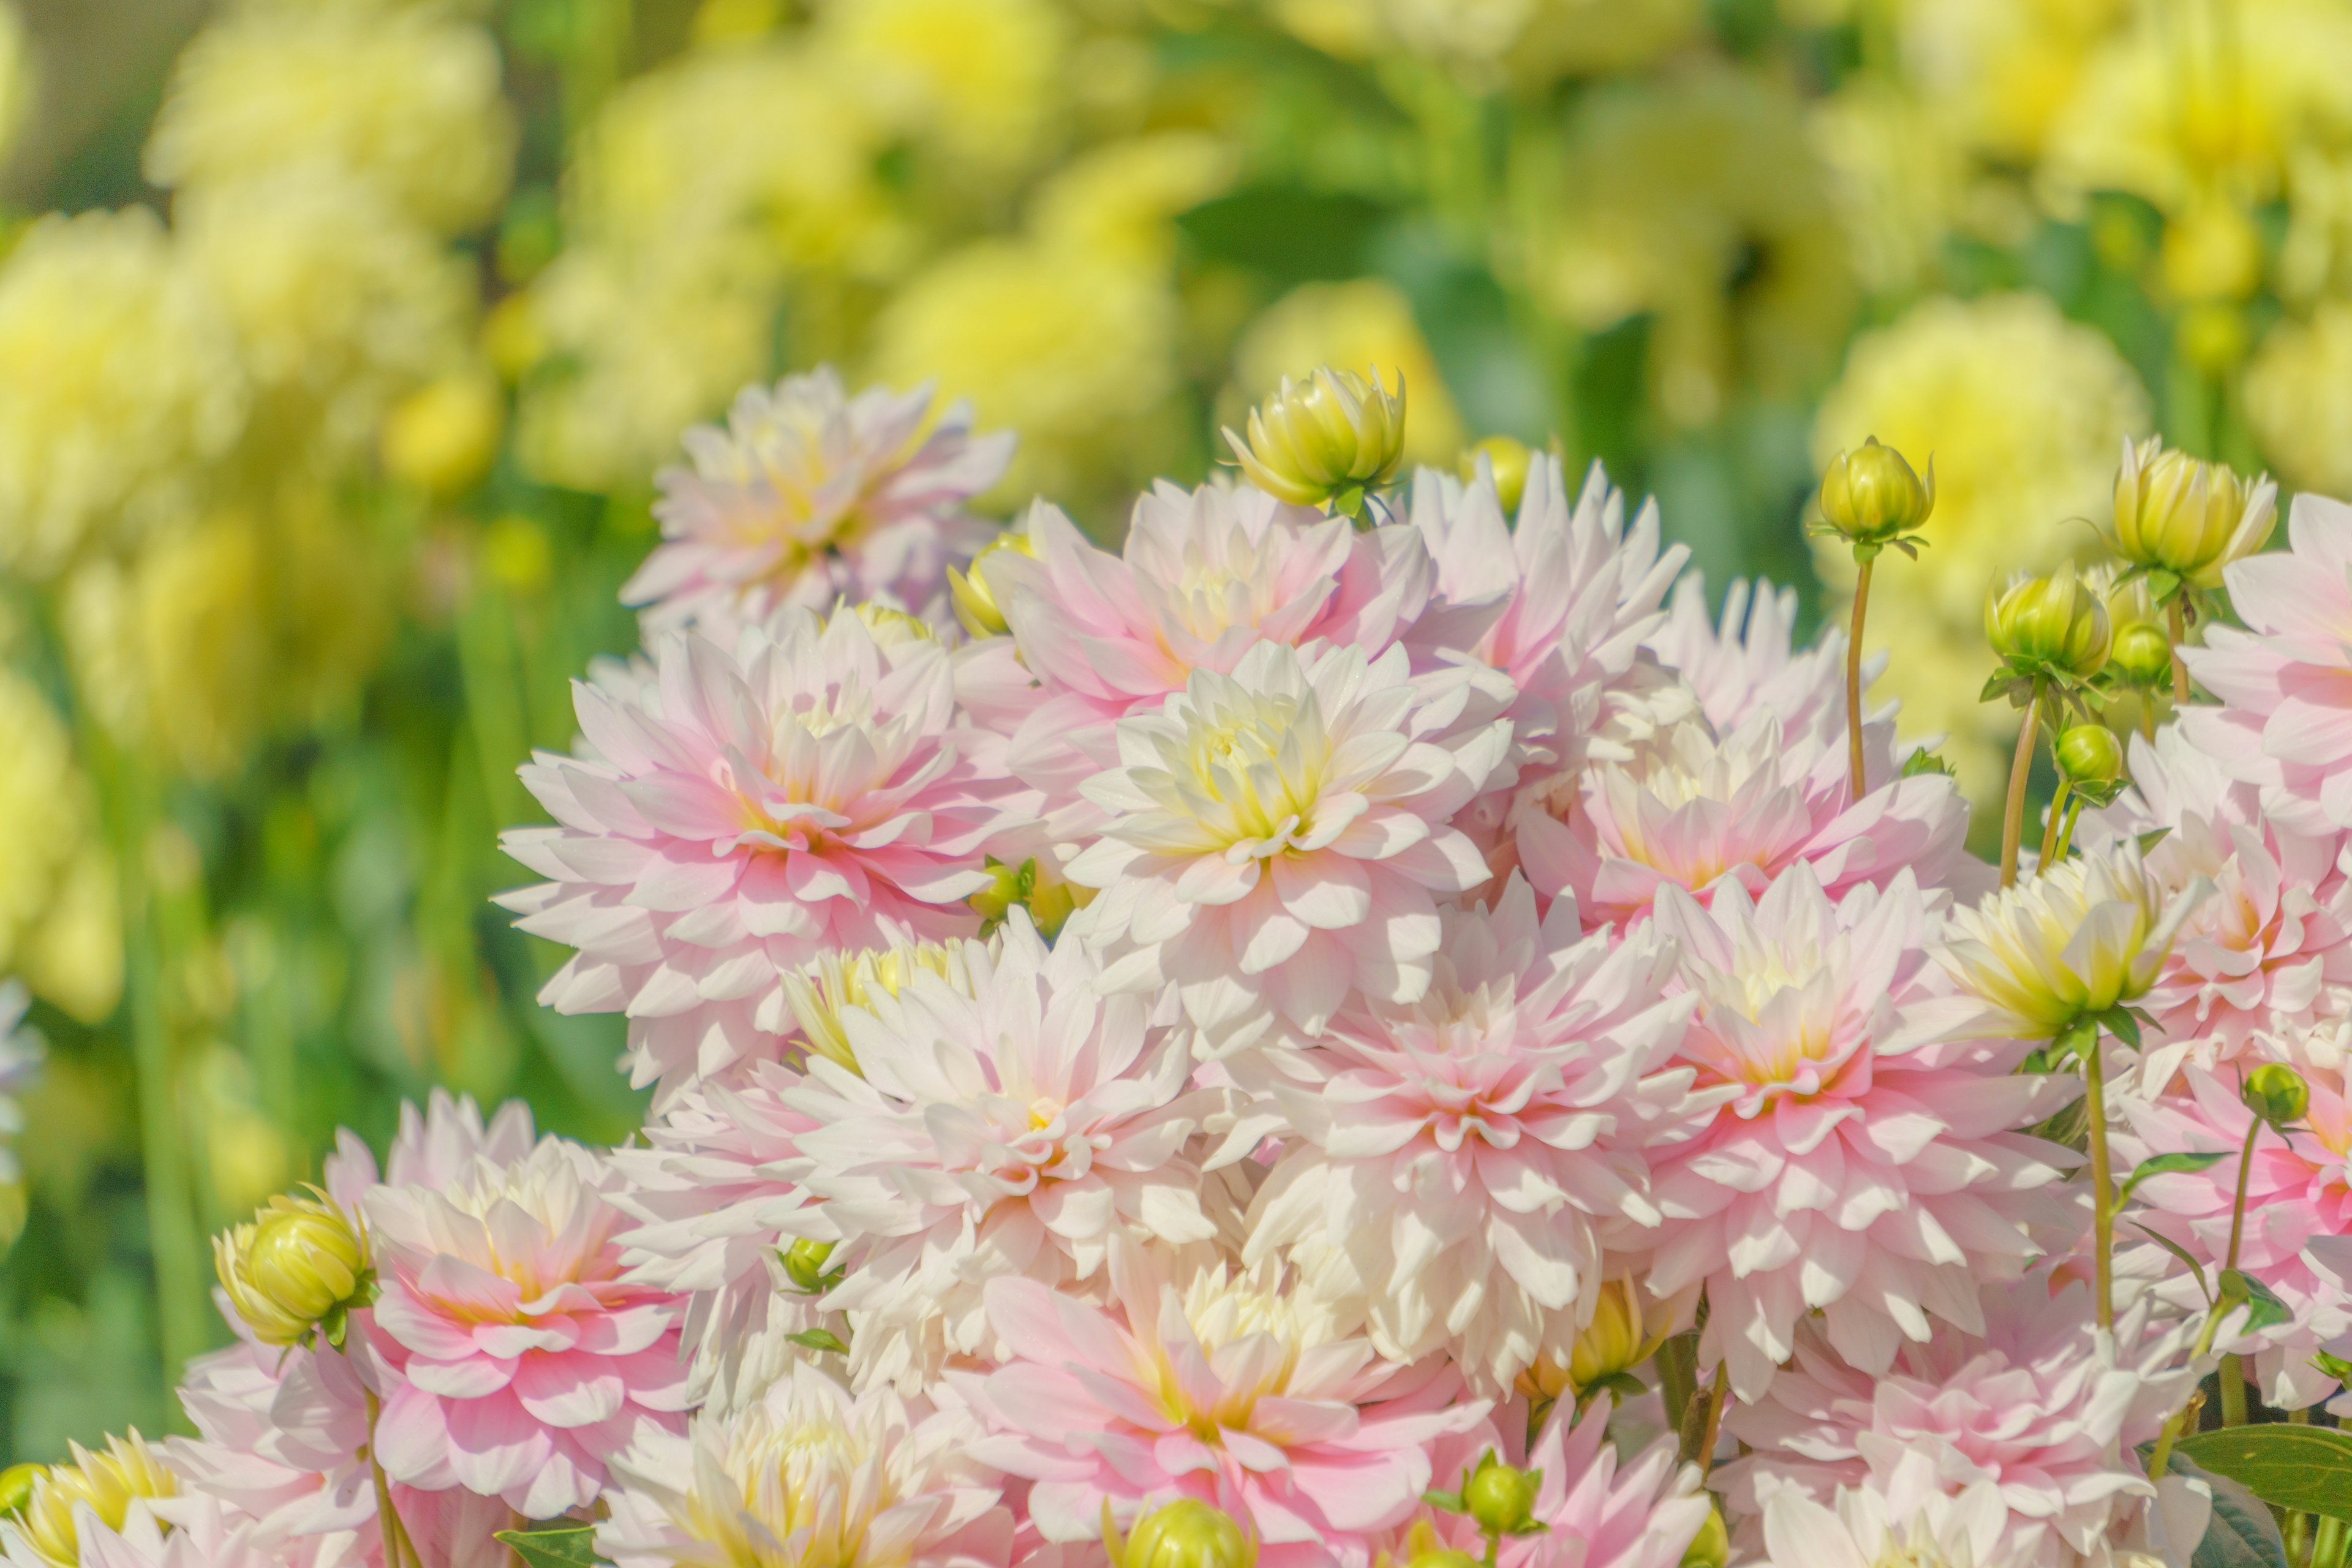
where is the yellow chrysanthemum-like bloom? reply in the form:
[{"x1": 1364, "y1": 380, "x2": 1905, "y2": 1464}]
[
  {"x1": 215, "y1": 1189, "x2": 371, "y2": 1347},
  {"x1": 2110, "y1": 437, "x2": 2275, "y2": 590},
  {"x1": 815, "y1": 0, "x2": 1071, "y2": 184},
  {"x1": 780, "y1": 940, "x2": 976, "y2": 1074},
  {"x1": 1031, "y1": 134, "x2": 1240, "y2": 271},
  {"x1": 0, "y1": 671, "x2": 121, "y2": 1025},
  {"x1": 1223, "y1": 366, "x2": 1408, "y2": 511},
  {"x1": 1231, "y1": 279, "x2": 1464, "y2": 468},
  {"x1": 15, "y1": 1434, "x2": 178, "y2": 1568},
  {"x1": 145, "y1": 7, "x2": 517, "y2": 234},
  {"x1": 0, "y1": 209, "x2": 247, "y2": 578},
  {"x1": 1107, "y1": 1499, "x2": 1258, "y2": 1568},
  {"x1": 2246, "y1": 303, "x2": 2352, "y2": 500},
  {"x1": 1939, "y1": 844, "x2": 2207, "y2": 1041}
]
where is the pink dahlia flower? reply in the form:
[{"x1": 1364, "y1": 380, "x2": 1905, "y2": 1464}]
[
  {"x1": 2182, "y1": 491, "x2": 2352, "y2": 834},
  {"x1": 624, "y1": 369, "x2": 1014, "y2": 634},
  {"x1": 1753, "y1": 1466, "x2": 2012, "y2": 1568},
  {"x1": 781, "y1": 912, "x2": 1246, "y2": 1390},
  {"x1": 2114, "y1": 1054, "x2": 2352, "y2": 1411},
  {"x1": 1637, "y1": 867, "x2": 2079, "y2": 1399},
  {"x1": 959, "y1": 1238, "x2": 1495, "y2": 1568},
  {"x1": 599, "y1": 1364, "x2": 1011, "y2": 1568},
  {"x1": 500, "y1": 606, "x2": 1035, "y2": 1104},
  {"x1": 363, "y1": 1129, "x2": 691, "y2": 1517},
  {"x1": 1723, "y1": 1273, "x2": 2197, "y2": 1568},
  {"x1": 1379, "y1": 1397, "x2": 1711, "y2": 1568},
  {"x1": 1518, "y1": 705, "x2": 1981, "y2": 935},
  {"x1": 1646, "y1": 576, "x2": 1862, "y2": 744},
  {"x1": 963, "y1": 480, "x2": 1440, "y2": 812},
  {"x1": 2084, "y1": 726, "x2": 2352, "y2": 1090},
  {"x1": 1240, "y1": 876, "x2": 1702, "y2": 1393},
  {"x1": 66, "y1": 1491, "x2": 282, "y2": 1568}
]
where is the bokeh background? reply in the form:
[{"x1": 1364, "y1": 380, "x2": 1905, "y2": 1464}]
[{"x1": 0, "y1": 0, "x2": 2343, "y2": 1454}]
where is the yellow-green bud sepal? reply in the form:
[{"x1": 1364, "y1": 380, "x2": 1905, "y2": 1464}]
[
  {"x1": 1105, "y1": 1499, "x2": 1258, "y2": 1568},
  {"x1": 782, "y1": 1237, "x2": 843, "y2": 1295},
  {"x1": 2054, "y1": 725, "x2": 2127, "y2": 809},
  {"x1": 1223, "y1": 365, "x2": 1407, "y2": 521},
  {"x1": 2244, "y1": 1063, "x2": 2310, "y2": 1129},
  {"x1": 1809, "y1": 436, "x2": 1935, "y2": 564},
  {"x1": 1427, "y1": 1450, "x2": 1548, "y2": 1545},
  {"x1": 1983, "y1": 561, "x2": 2112, "y2": 717},
  {"x1": 214, "y1": 1188, "x2": 375, "y2": 1351}
]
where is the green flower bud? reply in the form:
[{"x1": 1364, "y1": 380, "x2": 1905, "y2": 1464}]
[
  {"x1": 1817, "y1": 437, "x2": 1934, "y2": 550},
  {"x1": 214, "y1": 1190, "x2": 369, "y2": 1348},
  {"x1": 0, "y1": 1464, "x2": 45, "y2": 1519},
  {"x1": 1987, "y1": 561, "x2": 2111, "y2": 683},
  {"x1": 783, "y1": 1238, "x2": 837, "y2": 1294},
  {"x1": 1459, "y1": 436, "x2": 1532, "y2": 517},
  {"x1": 2245, "y1": 1063, "x2": 2310, "y2": 1129},
  {"x1": 949, "y1": 530, "x2": 1034, "y2": 639},
  {"x1": 1106, "y1": 1499, "x2": 1257, "y2": 1568},
  {"x1": 1461, "y1": 1452, "x2": 1544, "y2": 1539},
  {"x1": 2055, "y1": 725, "x2": 2124, "y2": 790},
  {"x1": 2114, "y1": 437, "x2": 2276, "y2": 590},
  {"x1": 2110, "y1": 622, "x2": 2175, "y2": 689},
  {"x1": 1680, "y1": 1509, "x2": 1729, "y2": 1568},
  {"x1": 1224, "y1": 366, "x2": 1406, "y2": 510}
]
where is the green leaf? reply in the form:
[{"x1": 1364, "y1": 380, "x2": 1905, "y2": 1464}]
[
  {"x1": 785, "y1": 1328, "x2": 849, "y2": 1354},
  {"x1": 2119, "y1": 1151, "x2": 2230, "y2": 1206},
  {"x1": 2053, "y1": 1016, "x2": 2100, "y2": 1065},
  {"x1": 1423, "y1": 1490, "x2": 1466, "y2": 1513},
  {"x1": 2218, "y1": 1270, "x2": 2294, "y2": 1335},
  {"x1": 1175, "y1": 186, "x2": 1392, "y2": 288},
  {"x1": 2173, "y1": 1427, "x2": 2352, "y2": 1522},
  {"x1": 2169, "y1": 1452, "x2": 2290, "y2": 1568},
  {"x1": 2313, "y1": 1350, "x2": 2352, "y2": 1385},
  {"x1": 2100, "y1": 1006, "x2": 2144, "y2": 1050},
  {"x1": 2133, "y1": 1222, "x2": 2212, "y2": 1303},
  {"x1": 1901, "y1": 748, "x2": 1957, "y2": 779},
  {"x1": 2140, "y1": 827, "x2": 2176, "y2": 853},
  {"x1": 496, "y1": 1526, "x2": 605, "y2": 1568}
]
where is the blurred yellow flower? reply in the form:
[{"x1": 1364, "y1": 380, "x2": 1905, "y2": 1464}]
[
  {"x1": 0, "y1": 2, "x2": 31, "y2": 173},
  {"x1": 2246, "y1": 302, "x2": 2352, "y2": 500},
  {"x1": 145, "y1": 7, "x2": 517, "y2": 234},
  {"x1": 1899, "y1": 0, "x2": 2128, "y2": 168},
  {"x1": 1808, "y1": 82, "x2": 1967, "y2": 296},
  {"x1": 381, "y1": 371, "x2": 505, "y2": 499},
  {"x1": 0, "y1": 211, "x2": 247, "y2": 579},
  {"x1": 1031, "y1": 134, "x2": 1239, "y2": 271},
  {"x1": 814, "y1": 0, "x2": 1071, "y2": 184},
  {"x1": 1300, "y1": 0, "x2": 1701, "y2": 77},
  {"x1": 1231, "y1": 279, "x2": 1462, "y2": 468},
  {"x1": 0, "y1": 672, "x2": 120, "y2": 1025},
  {"x1": 870, "y1": 238, "x2": 1180, "y2": 506},
  {"x1": 1812, "y1": 293, "x2": 2149, "y2": 800}
]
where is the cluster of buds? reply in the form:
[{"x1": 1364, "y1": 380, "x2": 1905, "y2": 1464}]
[
  {"x1": 2111, "y1": 436, "x2": 2276, "y2": 603},
  {"x1": 1811, "y1": 436, "x2": 1936, "y2": 563},
  {"x1": 213, "y1": 1188, "x2": 372, "y2": 1349},
  {"x1": 1224, "y1": 366, "x2": 1407, "y2": 517}
]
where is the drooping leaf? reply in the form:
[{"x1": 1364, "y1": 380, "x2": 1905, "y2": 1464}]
[
  {"x1": 2119, "y1": 1151, "x2": 2231, "y2": 1207},
  {"x1": 2170, "y1": 1452, "x2": 2290, "y2": 1568},
  {"x1": 2100, "y1": 1005, "x2": 2143, "y2": 1050},
  {"x1": 2217, "y1": 1270, "x2": 2294, "y2": 1335},
  {"x1": 2134, "y1": 1222, "x2": 2212, "y2": 1303},
  {"x1": 785, "y1": 1327, "x2": 849, "y2": 1354},
  {"x1": 2174, "y1": 1426, "x2": 2352, "y2": 1521},
  {"x1": 496, "y1": 1526, "x2": 605, "y2": 1568}
]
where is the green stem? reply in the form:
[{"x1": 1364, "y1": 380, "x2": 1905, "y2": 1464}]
[
  {"x1": 2040, "y1": 780, "x2": 2071, "y2": 871},
  {"x1": 363, "y1": 1387, "x2": 418, "y2": 1568},
  {"x1": 2169, "y1": 598, "x2": 2193, "y2": 706},
  {"x1": 2001, "y1": 680, "x2": 2045, "y2": 888},
  {"x1": 2085, "y1": 1030, "x2": 2116, "y2": 1332},
  {"x1": 1695, "y1": 1363, "x2": 1731, "y2": 1480},
  {"x1": 1656, "y1": 1332, "x2": 1697, "y2": 1430},
  {"x1": 1847, "y1": 554, "x2": 1874, "y2": 802},
  {"x1": 2313, "y1": 1513, "x2": 2346, "y2": 1568},
  {"x1": 2217, "y1": 1113, "x2": 2264, "y2": 1426}
]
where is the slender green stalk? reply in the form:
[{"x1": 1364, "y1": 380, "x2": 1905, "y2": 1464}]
[
  {"x1": 1656, "y1": 1332, "x2": 1697, "y2": 1431},
  {"x1": 1695, "y1": 1363, "x2": 1731, "y2": 1480},
  {"x1": 1847, "y1": 556, "x2": 1874, "y2": 801},
  {"x1": 2218, "y1": 1113, "x2": 2265, "y2": 1427},
  {"x1": 2169, "y1": 599, "x2": 2193, "y2": 706},
  {"x1": 2313, "y1": 1513, "x2": 2346, "y2": 1568},
  {"x1": 2001, "y1": 682, "x2": 2045, "y2": 888},
  {"x1": 363, "y1": 1387, "x2": 418, "y2": 1568},
  {"x1": 2040, "y1": 780, "x2": 2072, "y2": 871},
  {"x1": 2084, "y1": 1031, "x2": 2116, "y2": 1331}
]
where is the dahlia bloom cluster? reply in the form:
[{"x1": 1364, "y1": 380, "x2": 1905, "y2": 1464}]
[{"x1": 113, "y1": 371, "x2": 2352, "y2": 1568}]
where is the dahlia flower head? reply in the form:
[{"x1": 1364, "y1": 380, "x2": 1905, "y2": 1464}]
[
  {"x1": 778, "y1": 911, "x2": 1251, "y2": 1390},
  {"x1": 1724, "y1": 1272, "x2": 2198, "y2": 1568},
  {"x1": 1515, "y1": 701, "x2": 1980, "y2": 935},
  {"x1": 1646, "y1": 575, "x2": 1868, "y2": 744},
  {"x1": 1381, "y1": 1396, "x2": 1711, "y2": 1568},
  {"x1": 1636, "y1": 866, "x2": 2079, "y2": 1400},
  {"x1": 1754, "y1": 1464, "x2": 2015, "y2": 1568},
  {"x1": 960, "y1": 477, "x2": 1441, "y2": 816},
  {"x1": 361, "y1": 1107, "x2": 691, "y2": 1518},
  {"x1": 1239, "y1": 876, "x2": 1705, "y2": 1395},
  {"x1": 2084, "y1": 725, "x2": 2352, "y2": 1091},
  {"x1": 598, "y1": 1363, "x2": 1012, "y2": 1568},
  {"x1": 500, "y1": 605, "x2": 1035, "y2": 1104},
  {"x1": 2114, "y1": 1042, "x2": 2352, "y2": 1411},
  {"x1": 956, "y1": 1236, "x2": 1495, "y2": 1568},
  {"x1": 1066, "y1": 637, "x2": 1514, "y2": 1059},
  {"x1": 2182, "y1": 491, "x2": 2352, "y2": 836},
  {"x1": 626, "y1": 369, "x2": 1014, "y2": 635}
]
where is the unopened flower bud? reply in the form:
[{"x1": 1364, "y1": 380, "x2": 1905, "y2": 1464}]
[
  {"x1": 848, "y1": 600, "x2": 935, "y2": 648},
  {"x1": 1569, "y1": 1276, "x2": 1670, "y2": 1391},
  {"x1": 2110, "y1": 622, "x2": 2174, "y2": 689},
  {"x1": 1680, "y1": 1509, "x2": 1729, "y2": 1568},
  {"x1": 2056, "y1": 726, "x2": 2123, "y2": 790},
  {"x1": 1107, "y1": 1499, "x2": 1257, "y2": 1568},
  {"x1": 1987, "y1": 561, "x2": 2111, "y2": 683},
  {"x1": 1459, "y1": 435, "x2": 1532, "y2": 516},
  {"x1": 782, "y1": 1237, "x2": 837, "y2": 1293},
  {"x1": 2245, "y1": 1063, "x2": 2310, "y2": 1129},
  {"x1": 1224, "y1": 366, "x2": 1406, "y2": 511},
  {"x1": 214, "y1": 1190, "x2": 369, "y2": 1348},
  {"x1": 1817, "y1": 436, "x2": 1934, "y2": 552},
  {"x1": 21, "y1": 1436, "x2": 176, "y2": 1568},
  {"x1": 1461, "y1": 1452, "x2": 1544, "y2": 1539},
  {"x1": 2113, "y1": 437, "x2": 2277, "y2": 589},
  {"x1": 0, "y1": 1465, "x2": 43, "y2": 1519},
  {"x1": 949, "y1": 530, "x2": 1034, "y2": 638}
]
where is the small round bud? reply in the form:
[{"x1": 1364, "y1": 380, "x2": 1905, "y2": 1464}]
[
  {"x1": 1459, "y1": 435, "x2": 1532, "y2": 516},
  {"x1": 380, "y1": 372, "x2": 504, "y2": 500},
  {"x1": 1986, "y1": 561, "x2": 2111, "y2": 682},
  {"x1": 949, "y1": 530, "x2": 1033, "y2": 639},
  {"x1": 783, "y1": 1237, "x2": 837, "y2": 1294},
  {"x1": 1107, "y1": 1499, "x2": 1257, "y2": 1568},
  {"x1": 2114, "y1": 437, "x2": 2276, "y2": 589},
  {"x1": 1680, "y1": 1509, "x2": 1729, "y2": 1568},
  {"x1": 1462, "y1": 1452, "x2": 1544, "y2": 1538},
  {"x1": 848, "y1": 600, "x2": 935, "y2": 648},
  {"x1": 214, "y1": 1191, "x2": 369, "y2": 1348},
  {"x1": 2055, "y1": 725, "x2": 2123, "y2": 790},
  {"x1": 2110, "y1": 622, "x2": 2175, "y2": 689},
  {"x1": 1817, "y1": 437, "x2": 1934, "y2": 549},
  {"x1": 2245, "y1": 1063, "x2": 2310, "y2": 1129},
  {"x1": 0, "y1": 1464, "x2": 45, "y2": 1519},
  {"x1": 1223, "y1": 366, "x2": 1406, "y2": 510}
]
